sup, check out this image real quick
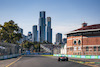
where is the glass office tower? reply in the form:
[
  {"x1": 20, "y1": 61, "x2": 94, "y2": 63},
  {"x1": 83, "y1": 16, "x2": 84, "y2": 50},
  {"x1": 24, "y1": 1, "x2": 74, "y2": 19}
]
[
  {"x1": 47, "y1": 17, "x2": 52, "y2": 43},
  {"x1": 38, "y1": 11, "x2": 46, "y2": 43},
  {"x1": 56, "y1": 33, "x2": 62, "y2": 45},
  {"x1": 32, "y1": 25, "x2": 38, "y2": 42}
]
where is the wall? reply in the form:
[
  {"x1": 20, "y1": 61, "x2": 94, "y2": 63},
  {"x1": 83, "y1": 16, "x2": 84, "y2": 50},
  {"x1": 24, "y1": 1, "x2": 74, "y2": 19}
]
[{"x1": 67, "y1": 35, "x2": 100, "y2": 55}]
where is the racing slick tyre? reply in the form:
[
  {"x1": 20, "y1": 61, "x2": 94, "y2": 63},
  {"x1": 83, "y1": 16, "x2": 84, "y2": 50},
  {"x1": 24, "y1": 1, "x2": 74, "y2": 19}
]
[
  {"x1": 58, "y1": 58, "x2": 60, "y2": 61},
  {"x1": 65, "y1": 57, "x2": 68, "y2": 61}
]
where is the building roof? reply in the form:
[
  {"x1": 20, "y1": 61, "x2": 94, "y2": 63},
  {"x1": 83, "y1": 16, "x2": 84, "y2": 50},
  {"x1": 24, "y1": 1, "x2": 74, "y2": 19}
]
[
  {"x1": 74, "y1": 24, "x2": 100, "y2": 31},
  {"x1": 66, "y1": 24, "x2": 100, "y2": 35}
]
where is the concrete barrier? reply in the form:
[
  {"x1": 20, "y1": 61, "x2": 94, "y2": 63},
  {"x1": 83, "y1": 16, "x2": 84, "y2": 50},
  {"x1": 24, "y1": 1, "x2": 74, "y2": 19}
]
[
  {"x1": 53, "y1": 54, "x2": 100, "y2": 59},
  {"x1": 0, "y1": 53, "x2": 51, "y2": 60},
  {"x1": 0, "y1": 53, "x2": 25, "y2": 60},
  {"x1": 0, "y1": 56, "x2": 3, "y2": 60},
  {"x1": 4, "y1": 55, "x2": 8, "y2": 59}
]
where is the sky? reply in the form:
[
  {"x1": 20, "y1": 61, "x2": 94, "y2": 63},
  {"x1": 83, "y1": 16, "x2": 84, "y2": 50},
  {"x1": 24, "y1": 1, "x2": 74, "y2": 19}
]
[{"x1": 0, "y1": 0, "x2": 100, "y2": 43}]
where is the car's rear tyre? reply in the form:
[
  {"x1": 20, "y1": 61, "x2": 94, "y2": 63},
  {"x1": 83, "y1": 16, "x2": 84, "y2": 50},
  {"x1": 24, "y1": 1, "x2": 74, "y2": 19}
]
[
  {"x1": 65, "y1": 57, "x2": 68, "y2": 61},
  {"x1": 58, "y1": 58, "x2": 60, "y2": 61}
]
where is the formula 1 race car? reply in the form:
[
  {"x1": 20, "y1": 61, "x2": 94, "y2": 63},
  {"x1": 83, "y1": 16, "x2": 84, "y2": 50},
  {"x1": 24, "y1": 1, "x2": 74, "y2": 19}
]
[{"x1": 58, "y1": 57, "x2": 68, "y2": 61}]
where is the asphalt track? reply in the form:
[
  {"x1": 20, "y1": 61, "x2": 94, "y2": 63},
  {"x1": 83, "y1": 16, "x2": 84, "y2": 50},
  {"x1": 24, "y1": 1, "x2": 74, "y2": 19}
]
[{"x1": 3, "y1": 55, "x2": 91, "y2": 67}]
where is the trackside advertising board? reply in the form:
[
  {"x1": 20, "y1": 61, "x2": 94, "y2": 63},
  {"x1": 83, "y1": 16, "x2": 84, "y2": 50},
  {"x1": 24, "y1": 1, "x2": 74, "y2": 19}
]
[{"x1": 53, "y1": 54, "x2": 100, "y2": 59}]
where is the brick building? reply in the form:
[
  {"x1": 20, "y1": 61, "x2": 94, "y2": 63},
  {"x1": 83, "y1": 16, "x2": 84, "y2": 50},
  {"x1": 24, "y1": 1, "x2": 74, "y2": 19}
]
[{"x1": 66, "y1": 23, "x2": 100, "y2": 55}]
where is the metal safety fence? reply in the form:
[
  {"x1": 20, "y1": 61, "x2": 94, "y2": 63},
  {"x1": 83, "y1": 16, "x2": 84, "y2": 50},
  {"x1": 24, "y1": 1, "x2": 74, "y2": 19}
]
[
  {"x1": 25, "y1": 52, "x2": 52, "y2": 55},
  {"x1": 0, "y1": 42, "x2": 22, "y2": 56},
  {"x1": 0, "y1": 53, "x2": 25, "y2": 60}
]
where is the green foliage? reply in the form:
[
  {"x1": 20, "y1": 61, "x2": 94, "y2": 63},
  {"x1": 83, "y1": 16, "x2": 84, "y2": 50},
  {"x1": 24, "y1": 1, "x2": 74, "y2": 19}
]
[
  {"x1": 34, "y1": 44, "x2": 40, "y2": 49},
  {"x1": 0, "y1": 20, "x2": 22, "y2": 44},
  {"x1": 21, "y1": 41, "x2": 34, "y2": 48},
  {"x1": 21, "y1": 41, "x2": 40, "y2": 52},
  {"x1": 34, "y1": 43, "x2": 40, "y2": 52}
]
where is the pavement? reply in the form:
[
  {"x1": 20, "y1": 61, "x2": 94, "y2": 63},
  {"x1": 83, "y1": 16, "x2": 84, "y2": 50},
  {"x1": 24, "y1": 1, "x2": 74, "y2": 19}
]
[
  {"x1": 69, "y1": 57, "x2": 100, "y2": 62},
  {"x1": 0, "y1": 55, "x2": 91, "y2": 67},
  {"x1": 68, "y1": 57, "x2": 100, "y2": 67}
]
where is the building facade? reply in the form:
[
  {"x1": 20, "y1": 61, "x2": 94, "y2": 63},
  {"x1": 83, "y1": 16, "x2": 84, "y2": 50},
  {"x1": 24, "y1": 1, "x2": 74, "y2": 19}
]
[
  {"x1": 66, "y1": 23, "x2": 100, "y2": 55},
  {"x1": 38, "y1": 11, "x2": 46, "y2": 43},
  {"x1": 62, "y1": 38, "x2": 67, "y2": 44},
  {"x1": 56, "y1": 33, "x2": 62, "y2": 45},
  {"x1": 27, "y1": 32, "x2": 32, "y2": 42},
  {"x1": 60, "y1": 44, "x2": 67, "y2": 54},
  {"x1": 32, "y1": 25, "x2": 38, "y2": 42},
  {"x1": 17, "y1": 28, "x2": 23, "y2": 44},
  {"x1": 18, "y1": 28, "x2": 23, "y2": 34},
  {"x1": 47, "y1": 17, "x2": 52, "y2": 43},
  {"x1": 23, "y1": 35, "x2": 28, "y2": 41}
]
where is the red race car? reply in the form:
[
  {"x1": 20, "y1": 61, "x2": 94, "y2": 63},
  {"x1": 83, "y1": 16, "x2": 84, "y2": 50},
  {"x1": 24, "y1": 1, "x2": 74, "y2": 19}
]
[{"x1": 58, "y1": 56, "x2": 68, "y2": 61}]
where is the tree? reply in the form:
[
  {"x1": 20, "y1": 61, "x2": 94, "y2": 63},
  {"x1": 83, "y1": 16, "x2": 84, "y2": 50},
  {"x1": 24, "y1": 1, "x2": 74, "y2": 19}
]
[
  {"x1": 43, "y1": 41, "x2": 47, "y2": 44},
  {"x1": 21, "y1": 41, "x2": 41, "y2": 52},
  {"x1": 34, "y1": 43, "x2": 40, "y2": 52},
  {"x1": 0, "y1": 20, "x2": 22, "y2": 44},
  {"x1": 21, "y1": 41, "x2": 34, "y2": 50},
  {"x1": 21, "y1": 41, "x2": 35, "y2": 51}
]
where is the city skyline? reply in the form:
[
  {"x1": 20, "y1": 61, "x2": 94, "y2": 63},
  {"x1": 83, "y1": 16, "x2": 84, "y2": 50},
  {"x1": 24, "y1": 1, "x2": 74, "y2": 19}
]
[
  {"x1": 0, "y1": 0, "x2": 100, "y2": 43},
  {"x1": 31, "y1": 11, "x2": 52, "y2": 43}
]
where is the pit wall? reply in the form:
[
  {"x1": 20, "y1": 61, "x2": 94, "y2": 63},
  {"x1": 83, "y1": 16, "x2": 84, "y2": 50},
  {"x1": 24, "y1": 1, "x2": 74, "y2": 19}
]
[{"x1": 53, "y1": 54, "x2": 100, "y2": 59}]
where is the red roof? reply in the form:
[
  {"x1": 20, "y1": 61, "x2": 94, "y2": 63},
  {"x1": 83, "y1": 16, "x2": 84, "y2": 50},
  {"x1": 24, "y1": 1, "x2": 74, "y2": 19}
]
[
  {"x1": 82, "y1": 22, "x2": 87, "y2": 24},
  {"x1": 74, "y1": 24, "x2": 100, "y2": 31}
]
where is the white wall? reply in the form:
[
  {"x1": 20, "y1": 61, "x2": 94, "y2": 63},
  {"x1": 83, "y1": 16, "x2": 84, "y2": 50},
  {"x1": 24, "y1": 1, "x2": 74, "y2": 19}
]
[{"x1": 60, "y1": 44, "x2": 67, "y2": 54}]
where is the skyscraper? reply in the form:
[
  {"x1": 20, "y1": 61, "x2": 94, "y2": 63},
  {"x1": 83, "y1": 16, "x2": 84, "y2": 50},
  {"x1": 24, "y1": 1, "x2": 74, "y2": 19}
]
[
  {"x1": 56, "y1": 33, "x2": 62, "y2": 45},
  {"x1": 17, "y1": 28, "x2": 23, "y2": 44},
  {"x1": 18, "y1": 28, "x2": 23, "y2": 34},
  {"x1": 38, "y1": 11, "x2": 46, "y2": 43},
  {"x1": 62, "y1": 38, "x2": 67, "y2": 44},
  {"x1": 28, "y1": 32, "x2": 32, "y2": 42},
  {"x1": 32, "y1": 25, "x2": 38, "y2": 42},
  {"x1": 47, "y1": 17, "x2": 52, "y2": 43}
]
